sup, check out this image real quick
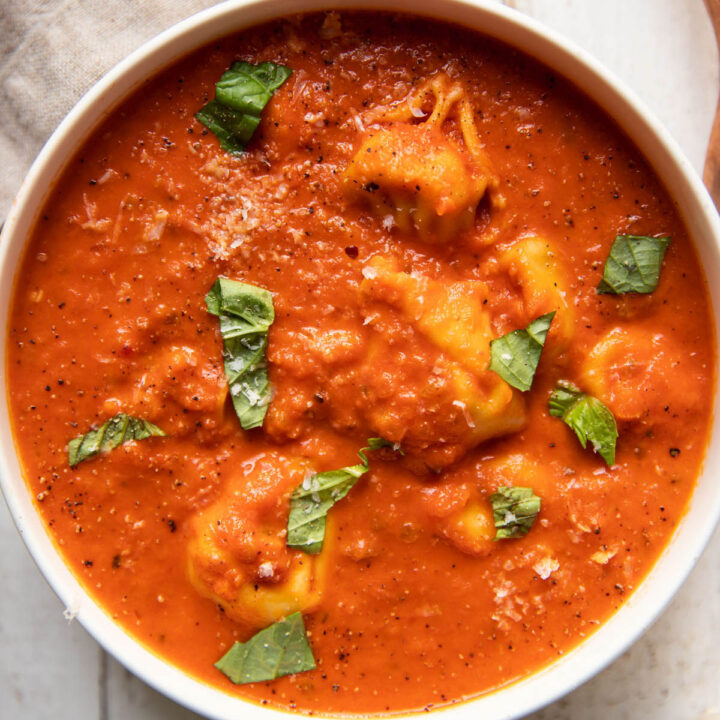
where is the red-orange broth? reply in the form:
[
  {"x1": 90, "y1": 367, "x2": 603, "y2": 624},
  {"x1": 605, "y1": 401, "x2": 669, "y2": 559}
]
[{"x1": 6, "y1": 10, "x2": 715, "y2": 715}]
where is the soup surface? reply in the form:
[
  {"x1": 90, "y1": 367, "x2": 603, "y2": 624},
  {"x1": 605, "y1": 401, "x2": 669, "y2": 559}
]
[{"x1": 6, "y1": 10, "x2": 715, "y2": 715}]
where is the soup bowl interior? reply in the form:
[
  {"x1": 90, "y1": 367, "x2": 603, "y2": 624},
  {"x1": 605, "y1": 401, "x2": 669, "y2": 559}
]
[{"x1": 1, "y1": 1, "x2": 719, "y2": 719}]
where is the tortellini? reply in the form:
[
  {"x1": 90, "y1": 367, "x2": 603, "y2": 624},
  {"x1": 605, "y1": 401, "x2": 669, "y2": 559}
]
[
  {"x1": 498, "y1": 236, "x2": 575, "y2": 352},
  {"x1": 580, "y1": 326, "x2": 699, "y2": 421},
  {"x1": 345, "y1": 73, "x2": 499, "y2": 243},
  {"x1": 436, "y1": 492, "x2": 496, "y2": 556},
  {"x1": 105, "y1": 344, "x2": 227, "y2": 434},
  {"x1": 422, "y1": 454, "x2": 549, "y2": 555},
  {"x1": 359, "y1": 256, "x2": 525, "y2": 470},
  {"x1": 186, "y1": 452, "x2": 329, "y2": 627}
]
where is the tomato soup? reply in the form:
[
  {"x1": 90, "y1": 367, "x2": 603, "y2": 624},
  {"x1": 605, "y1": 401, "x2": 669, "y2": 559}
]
[{"x1": 5, "y1": 10, "x2": 714, "y2": 715}]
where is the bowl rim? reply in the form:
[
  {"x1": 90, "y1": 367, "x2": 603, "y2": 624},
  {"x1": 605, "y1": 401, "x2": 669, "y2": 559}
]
[{"x1": 1, "y1": 1, "x2": 720, "y2": 719}]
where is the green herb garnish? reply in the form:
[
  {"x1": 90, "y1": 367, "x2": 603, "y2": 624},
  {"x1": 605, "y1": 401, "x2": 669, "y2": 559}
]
[
  {"x1": 490, "y1": 487, "x2": 542, "y2": 539},
  {"x1": 196, "y1": 61, "x2": 292, "y2": 154},
  {"x1": 68, "y1": 413, "x2": 164, "y2": 467},
  {"x1": 287, "y1": 438, "x2": 397, "y2": 554},
  {"x1": 215, "y1": 612, "x2": 315, "y2": 685},
  {"x1": 597, "y1": 234, "x2": 671, "y2": 294},
  {"x1": 205, "y1": 277, "x2": 275, "y2": 430},
  {"x1": 489, "y1": 312, "x2": 555, "y2": 391},
  {"x1": 548, "y1": 381, "x2": 618, "y2": 465}
]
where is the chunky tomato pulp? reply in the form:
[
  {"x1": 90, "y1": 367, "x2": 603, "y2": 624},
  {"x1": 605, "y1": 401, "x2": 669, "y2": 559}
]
[{"x1": 6, "y1": 12, "x2": 714, "y2": 715}]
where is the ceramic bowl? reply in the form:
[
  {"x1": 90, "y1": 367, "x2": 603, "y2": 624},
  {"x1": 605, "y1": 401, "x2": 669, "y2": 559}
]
[{"x1": 2, "y1": 1, "x2": 719, "y2": 719}]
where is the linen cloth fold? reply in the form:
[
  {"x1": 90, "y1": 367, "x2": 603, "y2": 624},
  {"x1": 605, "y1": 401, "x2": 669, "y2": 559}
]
[{"x1": 0, "y1": 0, "x2": 215, "y2": 220}]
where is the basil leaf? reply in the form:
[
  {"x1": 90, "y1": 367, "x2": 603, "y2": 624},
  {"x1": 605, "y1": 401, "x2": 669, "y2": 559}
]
[
  {"x1": 215, "y1": 61, "x2": 293, "y2": 114},
  {"x1": 490, "y1": 487, "x2": 541, "y2": 539},
  {"x1": 548, "y1": 381, "x2": 618, "y2": 466},
  {"x1": 195, "y1": 100, "x2": 260, "y2": 155},
  {"x1": 357, "y1": 436, "x2": 400, "y2": 462},
  {"x1": 68, "y1": 413, "x2": 165, "y2": 467},
  {"x1": 287, "y1": 438, "x2": 399, "y2": 554},
  {"x1": 215, "y1": 612, "x2": 315, "y2": 685},
  {"x1": 597, "y1": 234, "x2": 671, "y2": 294},
  {"x1": 196, "y1": 60, "x2": 292, "y2": 155},
  {"x1": 488, "y1": 312, "x2": 555, "y2": 391},
  {"x1": 205, "y1": 277, "x2": 275, "y2": 430}
]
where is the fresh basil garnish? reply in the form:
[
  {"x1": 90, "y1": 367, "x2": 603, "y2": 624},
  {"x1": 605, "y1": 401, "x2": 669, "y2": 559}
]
[
  {"x1": 215, "y1": 612, "x2": 315, "y2": 685},
  {"x1": 488, "y1": 312, "x2": 555, "y2": 391},
  {"x1": 196, "y1": 60, "x2": 292, "y2": 155},
  {"x1": 205, "y1": 277, "x2": 275, "y2": 430},
  {"x1": 548, "y1": 381, "x2": 618, "y2": 466},
  {"x1": 68, "y1": 413, "x2": 164, "y2": 467},
  {"x1": 597, "y1": 234, "x2": 671, "y2": 294},
  {"x1": 490, "y1": 487, "x2": 541, "y2": 539},
  {"x1": 287, "y1": 438, "x2": 397, "y2": 554}
]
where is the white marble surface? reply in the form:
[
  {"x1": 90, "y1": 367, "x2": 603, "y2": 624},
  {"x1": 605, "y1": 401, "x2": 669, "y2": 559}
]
[{"x1": 1, "y1": 1, "x2": 719, "y2": 719}]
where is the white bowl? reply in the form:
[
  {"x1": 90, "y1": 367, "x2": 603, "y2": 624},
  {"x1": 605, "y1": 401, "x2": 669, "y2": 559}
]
[{"x1": 1, "y1": 1, "x2": 719, "y2": 719}]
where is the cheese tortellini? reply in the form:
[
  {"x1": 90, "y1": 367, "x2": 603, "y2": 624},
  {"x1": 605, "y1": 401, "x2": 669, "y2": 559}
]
[
  {"x1": 345, "y1": 73, "x2": 499, "y2": 243},
  {"x1": 580, "y1": 326, "x2": 698, "y2": 421},
  {"x1": 359, "y1": 255, "x2": 525, "y2": 470},
  {"x1": 186, "y1": 452, "x2": 329, "y2": 627},
  {"x1": 436, "y1": 492, "x2": 496, "y2": 556},
  {"x1": 101, "y1": 343, "x2": 228, "y2": 439},
  {"x1": 422, "y1": 453, "x2": 549, "y2": 555},
  {"x1": 498, "y1": 236, "x2": 575, "y2": 351}
]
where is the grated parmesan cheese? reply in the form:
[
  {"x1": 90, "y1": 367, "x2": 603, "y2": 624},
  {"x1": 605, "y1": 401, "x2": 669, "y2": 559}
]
[
  {"x1": 533, "y1": 556, "x2": 559, "y2": 580},
  {"x1": 590, "y1": 547, "x2": 617, "y2": 565},
  {"x1": 452, "y1": 399, "x2": 476, "y2": 428}
]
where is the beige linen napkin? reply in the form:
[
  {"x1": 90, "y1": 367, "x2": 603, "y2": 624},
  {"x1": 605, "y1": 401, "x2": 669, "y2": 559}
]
[{"x1": 0, "y1": 0, "x2": 217, "y2": 220}]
